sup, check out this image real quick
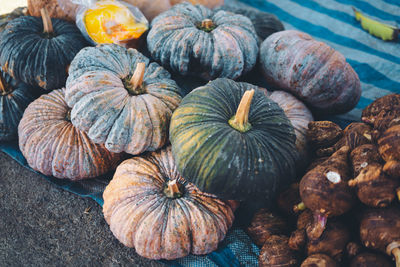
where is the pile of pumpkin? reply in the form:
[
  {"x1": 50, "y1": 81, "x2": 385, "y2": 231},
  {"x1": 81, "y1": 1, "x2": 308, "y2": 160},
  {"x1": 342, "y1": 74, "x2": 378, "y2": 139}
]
[{"x1": 1, "y1": 0, "x2": 397, "y2": 265}]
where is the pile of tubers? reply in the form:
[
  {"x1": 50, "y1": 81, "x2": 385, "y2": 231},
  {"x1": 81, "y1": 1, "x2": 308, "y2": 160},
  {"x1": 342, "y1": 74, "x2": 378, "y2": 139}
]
[{"x1": 249, "y1": 94, "x2": 400, "y2": 266}]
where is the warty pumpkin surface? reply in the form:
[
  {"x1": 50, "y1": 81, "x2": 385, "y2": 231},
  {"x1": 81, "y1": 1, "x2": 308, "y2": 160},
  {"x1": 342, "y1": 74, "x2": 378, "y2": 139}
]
[
  {"x1": 147, "y1": 2, "x2": 258, "y2": 80},
  {"x1": 169, "y1": 78, "x2": 298, "y2": 201},
  {"x1": 66, "y1": 44, "x2": 182, "y2": 155},
  {"x1": 0, "y1": 12, "x2": 89, "y2": 90},
  {"x1": 103, "y1": 146, "x2": 235, "y2": 260},
  {"x1": 18, "y1": 88, "x2": 123, "y2": 180},
  {"x1": 0, "y1": 70, "x2": 38, "y2": 141},
  {"x1": 260, "y1": 30, "x2": 361, "y2": 114}
]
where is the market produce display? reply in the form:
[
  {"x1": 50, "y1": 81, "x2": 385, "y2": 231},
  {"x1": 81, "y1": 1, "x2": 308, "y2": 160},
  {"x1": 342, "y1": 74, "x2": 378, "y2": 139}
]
[
  {"x1": 169, "y1": 78, "x2": 298, "y2": 201},
  {"x1": 0, "y1": 70, "x2": 39, "y2": 141},
  {"x1": 65, "y1": 44, "x2": 182, "y2": 155},
  {"x1": 0, "y1": 9, "x2": 89, "y2": 90},
  {"x1": 103, "y1": 147, "x2": 235, "y2": 260},
  {"x1": 0, "y1": 1, "x2": 399, "y2": 265},
  {"x1": 18, "y1": 89, "x2": 124, "y2": 180},
  {"x1": 147, "y1": 2, "x2": 258, "y2": 80},
  {"x1": 259, "y1": 30, "x2": 361, "y2": 114}
]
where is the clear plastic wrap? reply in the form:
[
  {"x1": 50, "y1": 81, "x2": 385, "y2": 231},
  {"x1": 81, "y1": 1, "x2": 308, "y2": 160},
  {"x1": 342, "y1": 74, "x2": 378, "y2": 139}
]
[{"x1": 63, "y1": 0, "x2": 148, "y2": 46}]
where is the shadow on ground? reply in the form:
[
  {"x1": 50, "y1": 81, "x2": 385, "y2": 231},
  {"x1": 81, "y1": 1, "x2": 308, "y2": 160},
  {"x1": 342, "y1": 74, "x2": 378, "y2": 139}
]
[{"x1": 0, "y1": 152, "x2": 164, "y2": 266}]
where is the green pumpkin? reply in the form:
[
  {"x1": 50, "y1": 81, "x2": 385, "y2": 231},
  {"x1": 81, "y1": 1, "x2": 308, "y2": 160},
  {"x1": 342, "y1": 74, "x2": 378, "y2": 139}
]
[
  {"x1": 169, "y1": 78, "x2": 298, "y2": 200},
  {"x1": 0, "y1": 10, "x2": 89, "y2": 90}
]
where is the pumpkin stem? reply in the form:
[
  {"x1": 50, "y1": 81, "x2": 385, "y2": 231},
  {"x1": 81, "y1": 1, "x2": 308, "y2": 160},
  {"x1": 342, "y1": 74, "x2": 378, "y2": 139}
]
[
  {"x1": 40, "y1": 8, "x2": 53, "y2": 34},
  {"x1": 293, "y1": 202, "x2": 306, "y2": 213},
  {"x1": 164, "y1": 180, "x2": 183, "y2": 199},
  {"x1": 229, "y1": 89, "x2": 255, "y2": 132},
  {"x1": 127, "y1": 62, "x2": 146, "y2": 95},
  {"x1": 199, "y1": 19, "x2": 216, "y2": 32}
]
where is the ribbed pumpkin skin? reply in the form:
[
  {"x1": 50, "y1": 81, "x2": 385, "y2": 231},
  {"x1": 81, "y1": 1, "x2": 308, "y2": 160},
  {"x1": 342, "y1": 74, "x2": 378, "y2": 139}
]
[
  {"x1": 260, "y1": 30, "x2": 361, "y2": 114},
  {"x1": 0, "y1": 71, "x2": 37, "y2": 141},
  {"x1": 147, "y1": 3, "x2": 258, "y2": 80},
  {"x1": 103, "y1": 147, "x2": 234, "y2": 260},
  {"x1": 170, "y1": 78, "x2": 298, "y2": 200},
  {"x1": 0, "y1": 16, "x2": 88, "y2": 90},
  {"x1": 216, "y1": 5, "x2": 284, "y2": 42},
  {"x1": 0, "y1": 7, "x2": 26, "y2": 32},
  {"x1": 18, "y1": 89, "x2": 123, "y2": 180},
  {"x1": 66, "y1": 44, "x2": 182, "y2": 155}
]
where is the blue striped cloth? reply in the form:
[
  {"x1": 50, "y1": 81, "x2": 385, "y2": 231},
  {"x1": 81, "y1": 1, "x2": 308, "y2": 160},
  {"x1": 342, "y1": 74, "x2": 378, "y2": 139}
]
[{"x1": 1, "y1": 0, "x2": 399, "y2": 266}]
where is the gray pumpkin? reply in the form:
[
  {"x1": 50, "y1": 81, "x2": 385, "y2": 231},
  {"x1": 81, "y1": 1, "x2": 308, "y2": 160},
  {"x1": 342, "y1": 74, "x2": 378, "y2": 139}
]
[
  {"x1": 215, "y1": 4, "x2": 284, "y2": 42},
  {"x1": 0, "y1": 70, "x2": 38, "y2": 141},
  {"x1": 147, "y1": 2, "x2": 259, "y2": 80},
  {"x1": 66, "y1": 44, "x2": 182, "y2": 155}
]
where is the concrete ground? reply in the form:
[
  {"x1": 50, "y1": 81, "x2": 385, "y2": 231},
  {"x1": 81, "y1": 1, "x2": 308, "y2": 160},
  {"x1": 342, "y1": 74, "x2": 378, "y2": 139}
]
[{"x1": 0, "y1": 152, "x2": 164, "y2": 266}]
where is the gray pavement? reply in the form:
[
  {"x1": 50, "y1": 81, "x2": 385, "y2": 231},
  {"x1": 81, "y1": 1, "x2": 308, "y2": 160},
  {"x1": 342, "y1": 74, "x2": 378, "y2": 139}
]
[{"x1": 0, "y1": 152, "x2": 164, "y2": 267}]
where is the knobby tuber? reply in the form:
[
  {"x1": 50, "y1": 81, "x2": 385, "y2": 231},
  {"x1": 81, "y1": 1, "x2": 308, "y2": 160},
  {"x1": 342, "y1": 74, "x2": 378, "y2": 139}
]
[
  {"x1": 350, "y1": 252, "x2": 392, "y2": 267},
  {"x1": 301, "y1": 253, "x2": 338, "y2": 267},
  {"x1": 360, "y1": 207, "x2": 400, "y2": 267},
  {"x1": 378, "y1": 124, "x2": 400, "y2": 178},
  {"x1": 247, "y1": 209, "x2": 288, "y2": 247},
  {"x1": 307, "y1": 121, "x2": 343, "y2": 149},
  {"x1": 300, "y1": 146, "x2": 354, "y2": 239},
  {"x1": 277, "y1": 183, "x2": 301, "y2": 217},
  {"x1": 259, "y1": 235, "x2": 298, "y2": 267}
]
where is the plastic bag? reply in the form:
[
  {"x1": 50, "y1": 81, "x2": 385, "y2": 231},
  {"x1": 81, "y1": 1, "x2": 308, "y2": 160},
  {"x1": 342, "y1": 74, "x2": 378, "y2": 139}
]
[{"x1": 64, "y1": 0, "x2": 148, "y2": 46}]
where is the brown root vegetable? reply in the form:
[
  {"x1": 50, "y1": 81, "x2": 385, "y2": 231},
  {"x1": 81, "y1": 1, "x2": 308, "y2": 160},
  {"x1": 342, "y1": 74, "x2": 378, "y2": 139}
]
[
  {"x1": 307, "y1": 121, "x2": 343, "y2": 149},
  {"x1": 348, "y1": 164, "x2": 398, "y2": 207},
  {"x1": 259, "y1": 235, "x2": 298, "y2": 267},
  {"x1": 362, "y1": 94, "x2": 400, "y2": 126},
  {"x1": 378, "y1": 125, "x2": 400, "y2": 178},
  {"x1": 317, "y1": 123, "x2": 373, "y2": 157},
  {"x1": 300, "y1": 146, "x2": 355, "y2": 239},
  {"x1": 305, "y1": 156, "x2": 329, "y2": 173},
  {"x1": 247, "y1": 209, "x2": 288, "y2": 247},
  {"x1": 289, "y1": 229, "x2": 306, "y2": 251},
  {"x1": 360, "y1": 207, "x2": 400, "y2": 267},
  {"x1": 297, "y1": 209, "x2": 313, "y2": 229},
  {"x1": 306, "y1": 221, "x2": 350, "y2": 261},
  {"x1": 301, "y1": 254, "x2": 338, "y2": 267},
  {"x1": 277, "y1": 183, "x2": 301, "y2": 217},
  {"x1": 346, "y1": 242, "x2": 363, "y2": 259},
  {"x1": 350, "y1": 144, "x2": 382, "y2": 177},
  {"x1": 350, "y1": 252, "x2": 392, "y2": 267}
]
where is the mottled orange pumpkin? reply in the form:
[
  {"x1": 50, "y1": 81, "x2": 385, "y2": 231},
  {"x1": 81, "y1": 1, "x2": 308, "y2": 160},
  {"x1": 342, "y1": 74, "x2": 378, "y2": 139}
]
[
  {"x1": 18, "y1": 88, "x2": 123, "y2": 180},
  {"x1": 103, "y1": 147, "x2": 235, "y2": 260}
]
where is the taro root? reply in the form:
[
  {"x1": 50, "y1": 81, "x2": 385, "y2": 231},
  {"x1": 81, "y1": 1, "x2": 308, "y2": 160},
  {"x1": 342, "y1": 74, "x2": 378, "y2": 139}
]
[
  {"x1": 247, "y1": 209, "x2": 288, "y2": 247},
  {"x1": 277, "y1": 183, "x2": 301, "y2": 217},
  {"x1": 378, "y1": 125, "x2": 400, "y2": 178},
  {"x1": 317, "y1": 123, "x2": 373, "y2": 157},
  {"x1": 348, "y1": 164, "x2": 398, "y2": 207},
  {"x1": 300, "y1": 146, "x2": 355, "y2": 239},
  {"x1": 346, "y1": 242, "x2": 363, "y2": 259},
  {"x1": 305, "y1": 156, "x2": 329, "y2": 173},
  {"x1": 259, "y1": 235, "x2": 298, "y2": 267},
  {"x1": 289, "y1": 209, "x2": 313, "y2": 251},
  {"x1": 307, "y1": 121, "x2": 343, "y2": 149},
  {"x1": 301, "y1": 254, "x2": 338, "y2": 267},
  {"x1": 359, "y1": 207, "x2": 400, "y2": 267},
  {"x1": 362, "y1": 94, "x2": 400, "y2": 126},
  {"x1": 350, "y1": 144, "x2": 382, "y2": 177},
  {"x1": 306, "y1": 221, "x2": 350, "y2": 261},
  {"x1": 350, "y1": 252, "x2": 392, "y2": 267}
]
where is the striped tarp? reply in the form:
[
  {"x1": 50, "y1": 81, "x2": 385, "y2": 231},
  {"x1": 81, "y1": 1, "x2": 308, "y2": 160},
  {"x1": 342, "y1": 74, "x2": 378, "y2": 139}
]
[{"x1": 0, "y1": 0, "x2": 399, "y2": 266}]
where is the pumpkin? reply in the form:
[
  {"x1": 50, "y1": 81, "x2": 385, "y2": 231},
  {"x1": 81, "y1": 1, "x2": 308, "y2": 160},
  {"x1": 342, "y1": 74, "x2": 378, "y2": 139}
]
[
  {"x1": 103, "y1": 146, "x2": 235, "y2": 260},
  {"x1": 0, "y1": 70, "x2": 38, "y2": 141},
  {"x1": 123, "y1": 0, "x2": 224, "y2": 21},
  {"x1": 18, "y1": 88, "x2": 123, "y2": 180},
  {"x1": 216, "y1": 4, "x2": 284, "y2": 42},
  {"x1": 0, "y1": 7, "x2": 27, "y2": 32},
  {"x1": 265, "y1": 90, "x2": 313, "y2": 170},
  {"x1": 28, "y1": 0, "x2": 75, "y2": 22},
  {"x1": 169, "y1": 78, "x2": 298, "y2": 200},
  {"x1": 0, "y1": 9, "x2": 88, "y2": 90},
  {"x1": 65, "y1": 44, "x2": 182, "y2": 155},
  {"x1": 260, "y1": 30, "x2": 361, "y2": 114},
  {"x1": 147, "y1": 2, "x2": 258, "y2": 80}
]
